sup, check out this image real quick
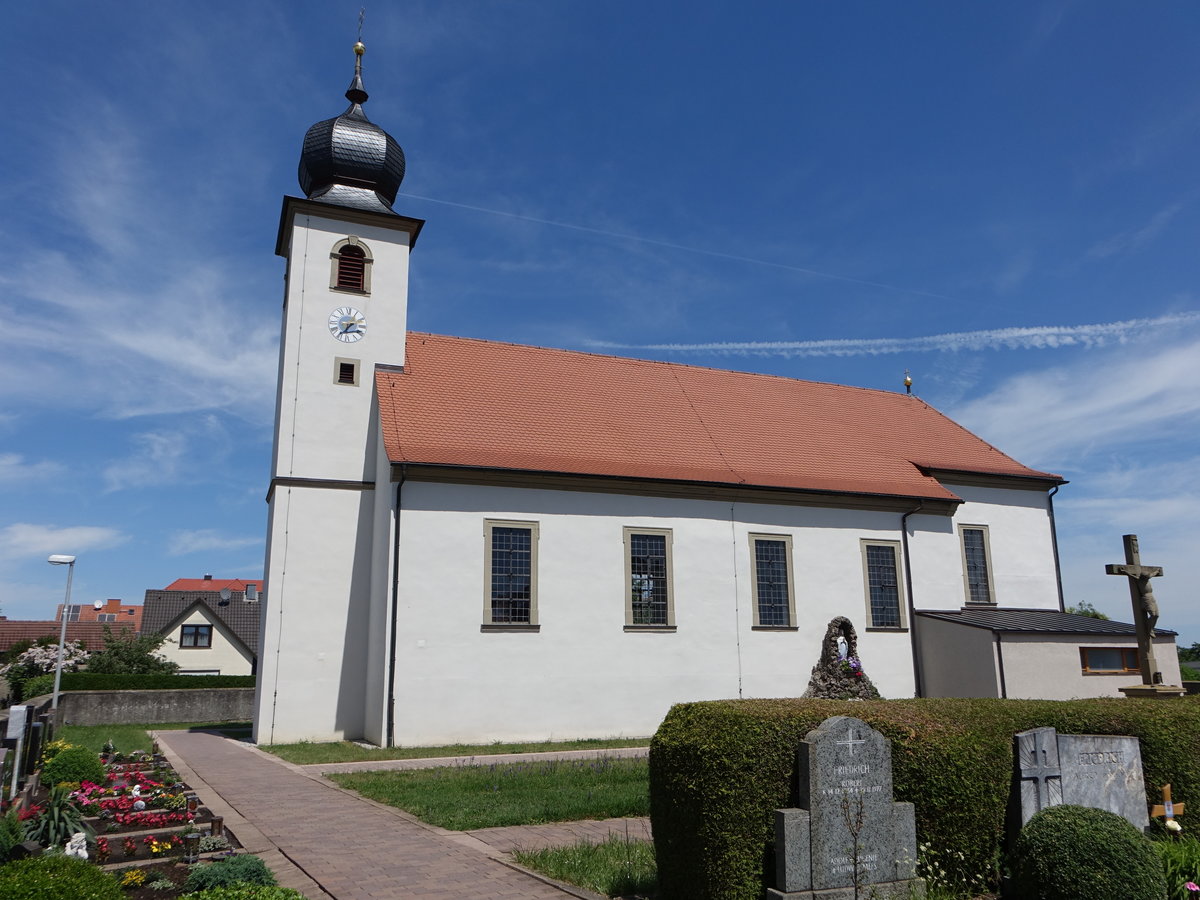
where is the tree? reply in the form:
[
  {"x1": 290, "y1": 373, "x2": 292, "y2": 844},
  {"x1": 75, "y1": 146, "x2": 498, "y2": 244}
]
[
  {"x1": 1178, "y1": 642, "x2": 1200, "y2": 663},
  {"x1": 83, "y1": 626, "x2": 178, "y2": 675},
  {"x1": 1065, "y1": 600, "x2": 1109, "y2": 620}
]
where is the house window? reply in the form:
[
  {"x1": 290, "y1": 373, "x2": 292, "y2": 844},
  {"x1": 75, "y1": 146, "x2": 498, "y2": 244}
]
[
  {"x1": 750, "y1": 534, "x2": 795, "y2": 628},
  {"x1": 624, "y1": 528, "x2": 674, "y2": 628},
  {"x1": 1080, "y1": 647, "x2": 1139, "y2": 673},
  {"x1": 97, "y1": 613, "x2": 116, "y2": 623},
  {"x1": 483, "y1": 520, "x2": 538, "y2": 627},
  {"x1": 329, "y1": 237, "x2": 373, "y2": 293},
  {"x1": 861, "y1": 540, "x2": 905, "y2": 630},
  {"x1": 960, "y1": 525, "x2": 995, "y2": 604},
  {"x1": 180, "y1": 625, "x2": 213, "y2": 648}
]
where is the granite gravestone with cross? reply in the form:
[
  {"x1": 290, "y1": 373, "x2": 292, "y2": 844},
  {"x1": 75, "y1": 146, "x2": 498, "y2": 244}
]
[
  {"x1": 770, "y1": 716, "x2": 923, "y2": 900},
  {"x1": 1013, "y1": 726, "x2": 1149, "y2": 831}
]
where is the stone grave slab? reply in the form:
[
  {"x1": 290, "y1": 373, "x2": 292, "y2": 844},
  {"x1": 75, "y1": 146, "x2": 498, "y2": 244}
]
[
  {"x1": 1014, "y1": 726, "x2": 1149, "y2": 832},
  {"x1": 769, "y1": 716, "x2": 924, "y2": 899}
]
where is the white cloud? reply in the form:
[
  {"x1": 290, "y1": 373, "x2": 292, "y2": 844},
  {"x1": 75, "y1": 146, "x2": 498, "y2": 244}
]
[
  {"x1": 168, "y1": 530, "x2": 263, "y2": 556},
  {"x1": 1086, "y1": 199, "x2": 1191, "y2": 260},
  {"x1": 0, "y1": 523, "x2": 127, "y2": 560},
  {"x1": 951, "y1": 335, "x2": 1200, "y2": 464},
  {"x1": 102, "y1": 416, "x2": 234, "y2": 492},
  {"x1": 588, "y1": 312, "x2": 1200, "y2": 359},
  {"x1": 0, "y1": 454, "x2": 64, "y2": 483}
]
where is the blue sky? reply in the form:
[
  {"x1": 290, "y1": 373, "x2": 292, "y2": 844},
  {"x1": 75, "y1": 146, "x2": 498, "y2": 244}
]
[{"x1": 1, "y1": 2, "x2": 1197, "y2": 648}]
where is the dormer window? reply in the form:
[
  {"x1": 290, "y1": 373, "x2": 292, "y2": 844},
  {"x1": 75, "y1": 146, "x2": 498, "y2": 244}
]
[{"x1": 330, "y1": 237, "x2": 373, "y2": 294}]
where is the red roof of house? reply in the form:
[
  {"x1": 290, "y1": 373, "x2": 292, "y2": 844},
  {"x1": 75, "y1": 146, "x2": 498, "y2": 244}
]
[
  {"x1": 0, "y1": 621, "x2": 131, "y2": 653},
  {"x1": 163, "y1": 578, "x2": 263, "y2": 592},
  {"x1": 376, "y1": 333, "x2": 1061, "y2": 501}
]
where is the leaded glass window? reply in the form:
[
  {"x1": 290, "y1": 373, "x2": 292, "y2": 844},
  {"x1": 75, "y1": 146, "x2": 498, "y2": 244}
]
[
  {"x1": 628, "y1": 532, "x2": 670, "y2": 626},
  {"x1": 961, "y1": 526, "x2": 994, "y2": 604},
  {"x1": 489, "y1": 526, "x2": 532, "y2": 623},
  {"x1": 864, "y1": 542, "x2": 902, "y2": 628},
  {"x1": 753, "y1": 538, "x2": 791, "y2": 627}
]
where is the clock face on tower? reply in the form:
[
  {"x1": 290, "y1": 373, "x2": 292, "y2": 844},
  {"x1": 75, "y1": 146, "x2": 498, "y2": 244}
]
[{"x1": 328, "y1": 307, "x2": 367, "y2": 342}]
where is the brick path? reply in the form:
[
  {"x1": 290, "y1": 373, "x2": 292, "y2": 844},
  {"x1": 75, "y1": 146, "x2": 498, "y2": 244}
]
[{"x1": 155, "y1": 730, "x2": 651, "y2": 900}]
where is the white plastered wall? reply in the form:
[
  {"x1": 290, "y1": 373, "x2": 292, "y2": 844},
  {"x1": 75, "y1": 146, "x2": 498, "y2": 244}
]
[
  {"x1": 157, "y1": 608, "x2": 253, "y2": 676},
  {"x1": 917, "y1": 618, "x2": 1001, "y2": 698},
  {"x1": 909, "y1": 483, "x2": 1060, "y2": 611},
  {"x1": 1001, "y1": 633, "x2": 1183, "y2": 699}
]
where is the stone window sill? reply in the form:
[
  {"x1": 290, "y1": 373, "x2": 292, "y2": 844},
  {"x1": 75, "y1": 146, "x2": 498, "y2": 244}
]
[
  {"x1": 623, "y1": 625, "x2": 677, "y2": 633},
  {"x1": 480, "y1": 624, "x2": 540, "y2": 633}
]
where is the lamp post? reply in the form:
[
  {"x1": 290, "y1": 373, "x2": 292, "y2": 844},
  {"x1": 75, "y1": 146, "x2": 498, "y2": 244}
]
[{"x1": 47, "y1": 554, "x2": 76, "y2": 717}]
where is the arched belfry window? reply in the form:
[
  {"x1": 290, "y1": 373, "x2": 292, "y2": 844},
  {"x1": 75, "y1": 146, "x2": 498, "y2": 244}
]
[{"x1": 330, "y1": 237, "x2": 373, "y2": 294}]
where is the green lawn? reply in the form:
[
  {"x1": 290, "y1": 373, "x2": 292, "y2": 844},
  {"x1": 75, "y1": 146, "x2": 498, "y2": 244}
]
[
  {"x1": 265, "y1": 735, "x2": 649, "y2": 765},
  {"x1": 513, "y1": 835, "x2": 657, "y2": 898},
  {"x1": 329, "y1": 756, "x2": 650, "y2": 830},
  {"x1": 59, "y1": 721, "x2": 252, "y2": 753}
]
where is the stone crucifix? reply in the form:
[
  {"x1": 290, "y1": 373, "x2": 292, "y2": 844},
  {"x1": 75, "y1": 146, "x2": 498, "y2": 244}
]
[{"x1": 1105, "y1": 534, "x2": 1163, "y2": 685}]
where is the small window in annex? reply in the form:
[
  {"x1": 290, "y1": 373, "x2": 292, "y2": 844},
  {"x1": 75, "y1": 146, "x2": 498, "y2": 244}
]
[
  {"x1": 625, "y1": 528, "x2": 674, "y2": 628},
  {"x1": 180, "y1": 624, "x2": 213, "y2": 649},
  {"x1": 1080, "y1": 647, "x2": 1139, "y2": 673},
  {"x1": 861, "y1": 540, "x2": 905, "y2": 629},
  {"x1": 750, "y1": 534, "x2": 795, "y2": 628},
  {"x1": 483, "y1": 520, "x2": 538, "y2": 627},
  {"x1": 960, "y1": 525, "x2": 995, "y2": 604},
  {"x1": 329, "y1": 237, "x2": 373, "y2": 294}
]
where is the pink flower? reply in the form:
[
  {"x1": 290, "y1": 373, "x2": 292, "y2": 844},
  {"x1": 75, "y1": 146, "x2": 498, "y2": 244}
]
[{"x1": 1186, "y1": 882, "x2": 1199, "y2": 893}]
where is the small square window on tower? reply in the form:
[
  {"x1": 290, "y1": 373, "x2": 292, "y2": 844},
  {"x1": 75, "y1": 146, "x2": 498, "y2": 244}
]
[{"x1": 334, "y1": 357, "x2": 360, "y2": 386}]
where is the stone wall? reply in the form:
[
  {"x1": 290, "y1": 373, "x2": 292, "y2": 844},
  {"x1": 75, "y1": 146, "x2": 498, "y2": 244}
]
[{"x1": 27, "y1": 688, "x2": 255, "y2": 726}]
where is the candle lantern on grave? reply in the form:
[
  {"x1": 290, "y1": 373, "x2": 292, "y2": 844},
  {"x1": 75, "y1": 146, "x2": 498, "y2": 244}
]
[{"x1": 182, "y1": 831, "x2": 201, "y2": 864}]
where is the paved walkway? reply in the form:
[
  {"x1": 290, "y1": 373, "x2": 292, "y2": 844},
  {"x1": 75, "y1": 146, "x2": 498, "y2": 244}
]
[{"x1": 155, "y1": 731, "x2": 651, "y2": 900}]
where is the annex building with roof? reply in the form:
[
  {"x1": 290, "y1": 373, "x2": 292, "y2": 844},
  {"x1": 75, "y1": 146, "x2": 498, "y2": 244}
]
[{"x1": 253, "y1": 45, "x2": 1179, "y2": 746}]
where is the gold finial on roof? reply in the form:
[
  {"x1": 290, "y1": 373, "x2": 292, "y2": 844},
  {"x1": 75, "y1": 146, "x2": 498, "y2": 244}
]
[{"x1": 904, "y1": 370, "x2": 913, "y2": 394}]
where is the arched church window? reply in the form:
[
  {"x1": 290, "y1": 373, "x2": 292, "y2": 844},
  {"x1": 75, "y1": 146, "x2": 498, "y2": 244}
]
[{"x1": 329, "y1": 238, "x2": 373, "y2": 294}]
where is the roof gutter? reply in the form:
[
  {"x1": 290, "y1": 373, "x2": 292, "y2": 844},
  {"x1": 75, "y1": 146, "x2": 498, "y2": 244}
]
[{"x1": 901, "y1": 502, "x2": 924, "y2": 697}]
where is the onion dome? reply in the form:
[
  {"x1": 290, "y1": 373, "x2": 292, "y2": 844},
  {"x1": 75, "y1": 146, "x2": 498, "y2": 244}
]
[{"x1": 298, "y1": 42, "x2": 406, "y2": 215}]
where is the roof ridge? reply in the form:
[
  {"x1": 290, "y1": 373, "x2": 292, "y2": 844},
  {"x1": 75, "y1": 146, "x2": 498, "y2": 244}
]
[{"x1": 405, "y1": 331, "x2": 914, "y2": 398}]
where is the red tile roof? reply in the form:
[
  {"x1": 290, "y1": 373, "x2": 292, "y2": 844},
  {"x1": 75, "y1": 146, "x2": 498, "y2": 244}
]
[
  {"x1": 0, "y1": 621, "x2": 133, "y2": 653},
  {"x1": 163, "y1": 578, "x2": 262, "y2": 592},
  {"x1": 376, "y1": 333, "x2": 1061, "y2": 501}
]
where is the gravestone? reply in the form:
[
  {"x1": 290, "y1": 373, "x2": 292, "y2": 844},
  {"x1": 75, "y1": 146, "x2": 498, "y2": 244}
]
[
  {"x1": 1014, "y1": 726, "x2": 1149, "y2": 831},
  {"x1": 4, "y1": 706, "x2": 29, "y2": 800},
  {"x1": 769, "y1": 716, "x2": 924, "y2": 899}
]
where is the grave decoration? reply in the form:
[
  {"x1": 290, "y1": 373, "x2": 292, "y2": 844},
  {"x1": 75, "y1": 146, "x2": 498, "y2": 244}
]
[
  {"x1": 1013, "y1": 726, "x2": 1150, "y2": 833},
  {"x1": 769, "y1": 716, "x2": 923, "y2": 899},
  {"x1": 1151, "y1": 783, "x2": 1185, "y2": 833},
  {"x1": 802, "y1": 618, "x2": 879, "y2": 701}
]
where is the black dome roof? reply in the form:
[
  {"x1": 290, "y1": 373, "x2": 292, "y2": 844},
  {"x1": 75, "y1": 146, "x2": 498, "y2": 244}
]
[{"x1": 298, "y1": 45, "x2": 405, "y2": 215}]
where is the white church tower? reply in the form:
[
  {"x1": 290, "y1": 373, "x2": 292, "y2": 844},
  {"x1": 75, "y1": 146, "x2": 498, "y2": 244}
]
[{"x1": 254, "y1": 43, "x2": 423, "y2": 744}]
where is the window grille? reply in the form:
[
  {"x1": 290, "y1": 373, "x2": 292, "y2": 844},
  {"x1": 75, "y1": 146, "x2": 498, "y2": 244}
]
[
  {"x1": 490, "y1": 527, "x2": 532, "y2": 623},
  {"x1": 865, "y1": 543, "x2": 902, "y2": 628},
  {"x1": 336, "y1": 245, "x2": 366, "y2": 291},
  {"x1": 962, "y1": 527, "x2": 992, "y2": 603},
  {"x1": 753, "y1": 538, "x2": 791, "y2": 626},
  {"x1": 629, "y1": 533, "x2": 669, "y2": 626},
  {"x1": 338, "y1": 362, "x2": 357, "y2": 384}
]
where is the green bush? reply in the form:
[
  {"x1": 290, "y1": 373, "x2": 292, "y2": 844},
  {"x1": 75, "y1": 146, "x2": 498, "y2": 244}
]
[
  {"x1": 39, "y1": 745, "x2": 105, "y2": 789},
  {"x1": 1011, "y1": 805, "x2": 1165, "y2": 899},
  {"x1": 0, "y1": 854, "x2": 122, "y2": 899},
  {"x1": 188, "y1": 886, "x2": 306, "y2": 900},
  {"x1": 183, "y1": 855, "x2": 277, "y2": 892},
  {"x1": 649, "y1": 697, "x2": 1200, "y2": 900},
  {"x1": 23, "y1": 673, "x2": 255, "y2": 697},
  {"x1": 0, "y1": 810, "x2": 24, "y2": 864},
  {"x1": 1157, "y1": 836, "x2": 1200, "y2": 900}
]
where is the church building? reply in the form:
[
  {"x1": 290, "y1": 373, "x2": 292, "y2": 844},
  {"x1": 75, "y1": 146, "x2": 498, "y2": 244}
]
[{"x1": 253, "y1": 45, "x2": 1179, "y2": 746}]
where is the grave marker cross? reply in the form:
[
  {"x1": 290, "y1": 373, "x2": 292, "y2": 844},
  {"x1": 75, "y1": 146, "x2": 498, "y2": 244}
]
[
  {"x1": 1104, "y1": 534, "x2": 1164, "y2": 685},
  {"x1": 1017, "y1": 727, "x2": 1062, "y2": 813},
  {"x1": 836, "y1": 726, "x2": 866, "y2": 756}
]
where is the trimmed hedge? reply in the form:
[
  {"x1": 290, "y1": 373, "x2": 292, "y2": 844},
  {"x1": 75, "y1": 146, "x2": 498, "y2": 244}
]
[
  {"x1": 22, "y1": 672, "x2": 254, "y2": 697},
  {"x1": 0, "y1": 854, "x2": 122, "y2": 899},
  {"x1": 649, "y1": 697, "x2": 1200, "y2": 900}
]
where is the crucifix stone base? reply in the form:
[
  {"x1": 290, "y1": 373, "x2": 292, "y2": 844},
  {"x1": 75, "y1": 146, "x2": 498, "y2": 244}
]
[{"x1": 1118, "y1": 684, "x2": 1186, "y2": 699}]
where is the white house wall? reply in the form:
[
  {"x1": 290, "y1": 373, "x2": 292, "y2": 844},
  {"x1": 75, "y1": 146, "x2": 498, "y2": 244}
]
[
  {"x1": 1000, "y1": 633, "x2": 1182, "y2": 699},
  {"x1": 380, "y1": 480, "x2": 1057, "y2": 746},
  {"x1": 158, "y1": 609, "x2": 254, "y2": 676},
  {"x1": 908, "y1": 483, "x2": 1060, "y2": 611}
]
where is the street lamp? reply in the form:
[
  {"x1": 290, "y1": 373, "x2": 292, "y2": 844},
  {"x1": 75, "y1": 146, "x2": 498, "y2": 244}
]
[{"x1": 47, "y1": 554, "x2": 76, "y2": 717}]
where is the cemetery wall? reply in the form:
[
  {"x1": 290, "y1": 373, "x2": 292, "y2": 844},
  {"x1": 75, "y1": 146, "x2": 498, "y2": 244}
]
[
  {"x1": 649, "y1": 695, "x2": 1200, "y2": 900},
  {"x1": 42, "y1": 687, "x2": 255, "y2": 726}
]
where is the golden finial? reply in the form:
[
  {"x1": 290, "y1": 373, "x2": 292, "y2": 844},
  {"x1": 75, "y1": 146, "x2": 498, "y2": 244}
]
[
  {"x1": 354, "y1": 41, "x2": 366, "y2": 57},
  {"x1": 904, "y1": 370, "x2": 913, "y2": 394}
]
